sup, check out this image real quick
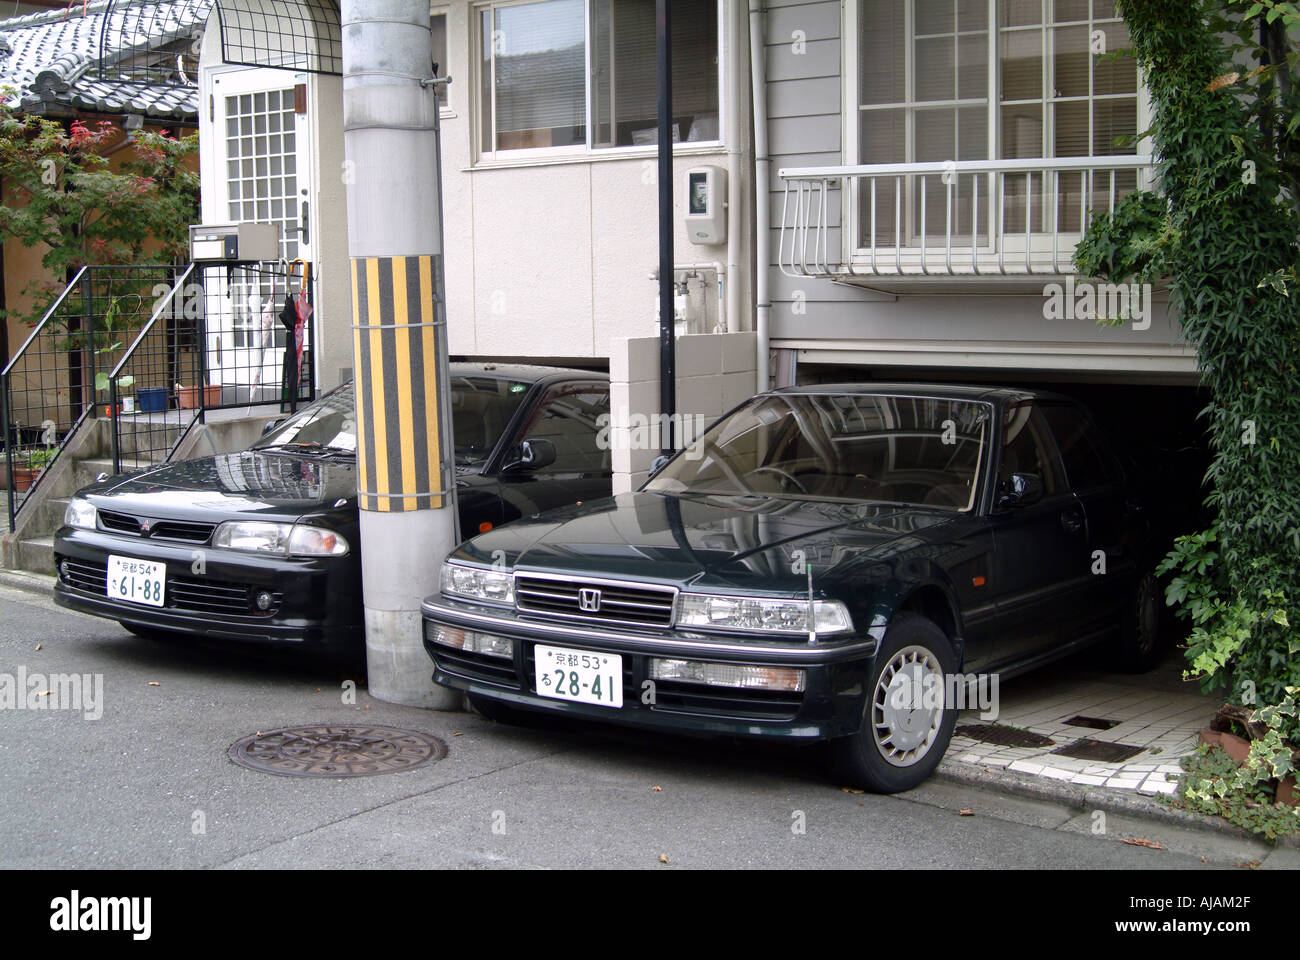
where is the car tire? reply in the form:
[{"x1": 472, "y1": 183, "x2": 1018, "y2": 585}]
[
  {"x1": 828, "y1": 613, "x2": 959, "y2": 794},
  {"x1": 467, "y1": 693, "x2": 533, "y2": 726},
  {"x1": 1107, "y1": 569, "x2": 1163, "y2": 673}
]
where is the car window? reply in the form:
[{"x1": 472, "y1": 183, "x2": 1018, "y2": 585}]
[
  {"x1": 514, "y1": 383, "x2": 610, "y2": 474},
  {"x1": 1040, "y1": 403, "x2": 1122, "y2": 491},
  {"x1": 998, "y1": 403, "x2": 1061, "y2": 497},
  {"x1": 647, "y1": 394, "x2": 990, "y2": 508}
]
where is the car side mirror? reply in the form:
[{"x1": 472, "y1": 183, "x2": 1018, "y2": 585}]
[
  {"x1": 505, "y1": 438, "x2": 556, "y2": 472},
  {"x1": 998, "y1": 472, "x2": 1044, "y2": 508},
  {"x1": 648, "y1": 454, "x2": 671, "y2": 477},
  {"x1": 261, "y1": 417, "x2": 285, "y2": 437}
]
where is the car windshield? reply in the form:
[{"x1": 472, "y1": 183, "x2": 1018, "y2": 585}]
[
  {"x1": 646, "y1": 393, "x2": 991, "y2": 509},
  {"x1": 253, "y1": 377, "x2": 533, "y2": 462}
]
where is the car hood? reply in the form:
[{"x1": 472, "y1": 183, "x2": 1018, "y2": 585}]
[
  {"x1": 451, "y1": 491, "x2": 963, "y2": 594},
  {"x1": 78, "y1": 450, "x2": 357, "y2": 520}
]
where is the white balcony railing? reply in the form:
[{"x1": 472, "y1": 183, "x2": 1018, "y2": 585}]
[{"x1": 777, "y1": 155, "x2": 1155, "y2": 282}]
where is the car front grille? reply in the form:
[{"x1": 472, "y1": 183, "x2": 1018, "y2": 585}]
[
  {"x1": 97, "y1": 510, "x2": 216, "y2": 544},
  {"x1": 514, "y1": 575, "x2": 676, "y2": 627},
  {"x1": 56, "y1": 556, "x2": 281, "y2": 617}
]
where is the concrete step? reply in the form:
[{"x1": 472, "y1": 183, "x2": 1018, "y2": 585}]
[
  {"x1": 18, "y1": 535, "x2": 55, "y2": 575},
  {"x1": 73, "y1": 458, "x2": 155, "y2": 490},
  {"x1": 36, "y1": 496, "x2": 72, "y2": 535},
  {"x1": 114, "y1": 424, "x2": 183, "y2": 457}
]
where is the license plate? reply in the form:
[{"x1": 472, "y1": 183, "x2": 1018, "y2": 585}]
[
  {"x1": 534, "y1": 644, "x2": 622, "y2": 708},
  {"x1": 106, "y1": 555, "x2": 165, "y2": 607}
]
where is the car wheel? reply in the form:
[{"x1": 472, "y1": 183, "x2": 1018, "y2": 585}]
[
  {"x1": 467, "y1": 693, "x2": 533, "y2": 726},
  {"x1": 828, "y1": 613, "x2": 959, "y2": 793},
  {"x1": 1108, "y1": 569, "x2": 1163, "y2": 673}
]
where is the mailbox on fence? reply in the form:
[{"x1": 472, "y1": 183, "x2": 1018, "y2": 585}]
[{"x1": 188, "y1": 223, "x2": 281, "y2": 263}]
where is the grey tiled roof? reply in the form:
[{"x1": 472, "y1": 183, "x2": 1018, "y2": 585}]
[{"x1": 0, "y1": 1, "x2": 208, "y2": 120}]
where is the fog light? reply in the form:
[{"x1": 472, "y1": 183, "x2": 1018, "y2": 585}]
[
  {"x1": 254, "y1": 590, "x2": 274, "y2": 611},
  {"x1": 428, "y1": 624, "x2": 513, "y2": 660},
  {"x1": 649, "y1": 658, "x2": 806, "y2": 693}
]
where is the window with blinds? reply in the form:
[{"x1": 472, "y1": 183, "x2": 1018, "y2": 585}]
[
  {"x1": 855, "y1": 0, "x2": 1139, "y2": 246},
  {"x1": 477, "y1": 0, "x2": 721, "y2": 157}
]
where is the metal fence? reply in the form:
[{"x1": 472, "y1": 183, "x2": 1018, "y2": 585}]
[{"x1": 3, "y1": 260, "x2": 317, "y2": 526}]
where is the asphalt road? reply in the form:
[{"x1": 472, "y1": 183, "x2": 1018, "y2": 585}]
[{"x1": 0, "y1": 581, "x2": 1288, "y2": 871}]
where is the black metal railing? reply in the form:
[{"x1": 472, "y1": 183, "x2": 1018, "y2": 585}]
[
  {"x1": 3, "y1": 264, "x2": 183, "y2": 525},
  {"x1": 3, "y1": 260, "x2": 317, "y2": 527}
]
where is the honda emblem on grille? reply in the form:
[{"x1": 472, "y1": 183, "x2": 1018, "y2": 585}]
[{"x1": 578, "y1": 588, "x2": 602, "y2": 612}]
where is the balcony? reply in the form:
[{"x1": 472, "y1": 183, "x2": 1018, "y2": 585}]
[{"x1": 777, "y1": 156, "x2": 1155, "y2": 292}]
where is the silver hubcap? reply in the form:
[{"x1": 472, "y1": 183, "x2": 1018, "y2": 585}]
[{"x1": 872, "y1": 644, "x2": 945, "y2": 767}]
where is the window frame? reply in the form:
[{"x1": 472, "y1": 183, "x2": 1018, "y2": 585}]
[
  {"x1": 431, "y1": 5, "x2": 455, "y2": 116},
  {"x1": 472, "y1": 0, "x2": 726, "y2": 166},
  {"x1": 842, "y1": 0, "x2": 1152, "y2": 257}
]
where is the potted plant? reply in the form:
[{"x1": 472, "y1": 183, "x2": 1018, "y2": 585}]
[
  {"x1": 12, "y1": 446, "x2": 55, "y2": 492},
  {"x1": 177, "y1": 382, "x2": 222, "y2": 409},
  {"x1": 95, "y1": 372, "x2": 136, "y2": 417}
]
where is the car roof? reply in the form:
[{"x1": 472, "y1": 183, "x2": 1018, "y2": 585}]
[
  {"x1": 448, "y1": 361, "x2": 607, "y2": 384},
  {"x1": 771, "y1": 382, "x2": 1078, "y2": 405}
]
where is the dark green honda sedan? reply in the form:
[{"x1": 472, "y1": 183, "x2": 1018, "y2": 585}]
[{"x1": 421, "y1": 385, "x2": 1161, "y2": 792}]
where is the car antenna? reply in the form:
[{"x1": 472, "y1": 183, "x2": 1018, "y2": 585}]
[{"x1": 807, "y1": 561, "x2": 817, "y2": 645}]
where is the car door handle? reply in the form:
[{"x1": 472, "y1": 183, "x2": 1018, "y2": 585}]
[{"x1": 1060, "y1": 509, "x2": 1084, "y2": 534}]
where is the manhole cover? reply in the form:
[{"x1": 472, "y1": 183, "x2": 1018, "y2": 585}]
[
  {"x1": 954, "y1": 723, "x2": 1056, "y2": 748},
  {"x1": 1063, "y1": 715, "x2": 1119, "y2": 731},
  {"x1": 228, "y1": 725, "x2": 447, "y2": 778},
  {"x1": 1050, "y1": 738, "x2": 1144, "y2": 763}
]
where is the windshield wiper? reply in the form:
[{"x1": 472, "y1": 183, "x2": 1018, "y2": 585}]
[{"x1": 262, "y1": 441, "x2": 355, "y2": 457}]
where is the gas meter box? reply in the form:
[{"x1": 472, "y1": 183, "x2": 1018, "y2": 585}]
[
  {"x1": 189, "y1": 223, "x2": 281, "y2": 263},
  {"x1": 685, "y1": 166, "x2": 726, "y2": 245}
]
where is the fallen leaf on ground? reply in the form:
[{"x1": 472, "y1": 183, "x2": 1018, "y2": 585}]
[
  {"x1": 658, "y1": 854, "x2": 669, "y2": 864},
  {"x1": 1236, "y1": 860, "x2": 1261, "y2": 870},
  {"x1": 452, "y1": 731, "x2": 463, "y2": 736},
  {"x1": 959, "y1": 809, "x2": 974, "y2": 817},
  {"x1": 364, "y1": 705, "x2": 371, "y2": 711},
  {"x1": 652, "y1": 785, "x2": 662, "y2": 792},
  {"x1": 147, "y1": 681, "x2": 160, "y2": 687},
  {"x1": 34, "y1": 643, "x2": 41, "y2": 651},
  {"x1": 1120, "y1": 837, "x2": 1164, "y2": 850},
  {"x1": 841, "y1": 787, "x2": 865, "y2": 794}
]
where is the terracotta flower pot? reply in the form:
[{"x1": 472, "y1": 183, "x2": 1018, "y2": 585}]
[
  {"x1": 11, "y1": 467, "x2": 38, "y2": 492},
  {"x1": 1199, "y1": 727, "x2": 1252, "y2": 765},
  {"x1": 1277, "y1": 776, "x2": 1297, "y2": 806},
  {"x1": 177, "y1": 384, "x2": 222, "y2": 409}
]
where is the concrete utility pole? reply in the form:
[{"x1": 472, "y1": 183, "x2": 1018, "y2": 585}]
[{"x1": 342, "y1": 0, "x2": 459, "y2": 708}]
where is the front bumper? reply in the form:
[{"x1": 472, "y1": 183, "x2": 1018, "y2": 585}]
[
  {"x1": 53, "y1": 527, "x2": 363, "y2": 653},
  {"x1": 421, "y1": 596, "x2": 880, "y2": 740}
]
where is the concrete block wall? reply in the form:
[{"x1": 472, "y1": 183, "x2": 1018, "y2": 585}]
[{"x1": 609, "y1": 332, "x2": 758, "y2": 494}]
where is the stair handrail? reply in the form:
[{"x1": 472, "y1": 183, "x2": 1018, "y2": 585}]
[
  {"x1": 1, "y1": 266, "x2": 90, "y2": 380},
  {"x1": 107, "y1": 263, "x2": 197, "y2": 474}
]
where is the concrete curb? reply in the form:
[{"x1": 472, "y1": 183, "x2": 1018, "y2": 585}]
[
  {"x1": 936, "y1": 757, "x2": 1300, "y2": 848},
  {"x1": 0, "y1": 568, "x2": 56, "y2": 596}
]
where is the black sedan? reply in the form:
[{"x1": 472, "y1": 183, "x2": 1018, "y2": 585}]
[
  {"x1": 421, "y1": 384, "x2": 1161, "y2": 792},
  {"x1": 53, "y1": 363, "x2": 612, "y2": 661}
]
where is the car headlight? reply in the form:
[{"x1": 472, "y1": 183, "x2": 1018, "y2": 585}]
[
  {"x1": 441, "y1": 562, "x2": 515, "y2": 605},
  {"x1": 676, "y1": 593, "x2": 853, "y2": 635},
  {"x1": 64, "y1": 498, "x2": 97, "y2": 531},
  {"x1": 213, "y1": 521, "x2": 349, "y2": 557}
]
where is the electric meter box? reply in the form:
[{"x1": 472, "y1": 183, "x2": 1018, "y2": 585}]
[
  {"x1": 189, "y1": 222, "x2": 281, "y2": 263},
  {"x1": 685, "y1": 166, "x2": 727, "y2": 245}
]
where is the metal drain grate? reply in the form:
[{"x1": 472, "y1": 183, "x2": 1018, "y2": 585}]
[
  {"x1": 1050, "y1": 738, "x2": 1144, "y2": 763},
  {"x1": 1063, "y1": 715, "x2": 1119, "y2": 731},
  {"x1": 955, "y1": 724, "x2": 1056, "y2": 748},
  {"x1": 228, "y1": 725, "x2": 447, "y2": 778}
]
